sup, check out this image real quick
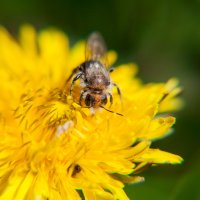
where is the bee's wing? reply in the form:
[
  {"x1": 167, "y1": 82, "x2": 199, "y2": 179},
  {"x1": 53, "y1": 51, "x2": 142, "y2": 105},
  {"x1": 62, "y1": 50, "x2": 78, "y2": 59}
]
[{"x1": 85, "y1": 32, "x2": 108, "y2": 66}]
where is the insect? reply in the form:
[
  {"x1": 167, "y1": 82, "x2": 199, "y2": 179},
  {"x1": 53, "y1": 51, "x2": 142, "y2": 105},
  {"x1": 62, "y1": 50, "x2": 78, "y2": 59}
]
[{"x1": 67, "y1": 32, "x2": 122, "y2": 115}]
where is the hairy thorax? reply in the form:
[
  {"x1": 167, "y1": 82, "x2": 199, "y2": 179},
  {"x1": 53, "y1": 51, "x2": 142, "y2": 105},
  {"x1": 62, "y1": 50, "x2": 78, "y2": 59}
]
[{"x1": 83, "y1": 60, "x2": 110, "y2": 90}]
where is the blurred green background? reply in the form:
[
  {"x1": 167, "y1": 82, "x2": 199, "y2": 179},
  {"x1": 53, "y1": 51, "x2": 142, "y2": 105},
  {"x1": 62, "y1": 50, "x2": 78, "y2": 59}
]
[{"x1": 0, "y1": 0, "x2": 200, "y2": 199}]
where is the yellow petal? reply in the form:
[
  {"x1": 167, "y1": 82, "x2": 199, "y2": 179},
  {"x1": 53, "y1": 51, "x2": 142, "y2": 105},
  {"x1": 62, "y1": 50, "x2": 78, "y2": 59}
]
[
  {"x1": 113, "y1": 174, "x2": 145, "y2": 184},
  {"x1": 83, "y1": 189, "x2": 114, "y2": 200},
  {"x1": 133, "y1": 148, "x2": 183, "y2": 164},
  {"x1": 159, "y1": 78, "x2": 184, "y2": 112},
  {"x1": 14, "y1": 172, "x2": 35, "y2": 200},
  {"x1": 0, "y1": 175, "x2": 22, "y2": 199},
  {"x1": 19, "y1": 24, "x2": 37, "y2": 57},
  {"x1": 38, "y1": 29, "x2": 69, "y2": 84},
  {"x1": 107, "y1": 50, "x2": 117, "y2": 66},
  {"x1": 31, "y1": 171, "x2": 50, "y2": 199},
  {"x1": 68, "y1": 41, "x2": 85, "y2": 71},
  {"x1": 140, "y1": 116, "x2": 175, "y2": 140}
]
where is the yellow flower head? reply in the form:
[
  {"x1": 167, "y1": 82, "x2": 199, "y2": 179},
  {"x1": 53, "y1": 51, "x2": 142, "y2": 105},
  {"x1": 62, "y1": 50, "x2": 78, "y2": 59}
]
[{"x1": 0, "y1": 25, "x2": 183, "y2": 200}]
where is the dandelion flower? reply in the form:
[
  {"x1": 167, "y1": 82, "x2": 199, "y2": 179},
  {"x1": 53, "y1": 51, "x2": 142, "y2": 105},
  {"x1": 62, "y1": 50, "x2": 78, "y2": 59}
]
[{"x1": 0, "y1": 25, "x2": 183, "y2": 200}]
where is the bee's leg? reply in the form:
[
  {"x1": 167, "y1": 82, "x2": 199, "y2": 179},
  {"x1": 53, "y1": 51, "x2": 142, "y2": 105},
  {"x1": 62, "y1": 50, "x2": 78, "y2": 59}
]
[
  {"x1": 70, "y1": 73, "x2": 82, "y2": 96},
  {"x1": 112, "y1": 83, "x2": 122, "y2": 101},
  {"x1": 108, "y1": 92, "x2": 113, "y2": 108},
  {"x1": 66, "y1": 66, "x2": 81, "y2": 82},
  {"x1": 79, "y1": 90, "x2": 87, "y2": 106},
  {"x1": 79, "y1": 91, "x2": 84, "y2": 106},
  {"x1": 62, "y1": 66, "x2": 81, "y2": 91}
]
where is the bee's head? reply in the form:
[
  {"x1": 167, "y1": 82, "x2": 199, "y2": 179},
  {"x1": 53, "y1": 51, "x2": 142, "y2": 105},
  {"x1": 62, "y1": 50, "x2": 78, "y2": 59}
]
[{"x1": 85, "y1": 93, "x2": 107, "y2": 108}]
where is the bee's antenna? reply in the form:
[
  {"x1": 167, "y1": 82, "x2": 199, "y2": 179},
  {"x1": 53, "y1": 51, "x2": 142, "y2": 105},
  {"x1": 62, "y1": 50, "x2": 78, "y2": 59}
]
[{"x1": 100, "y1": 106, "x2": 123, "y2": 116}]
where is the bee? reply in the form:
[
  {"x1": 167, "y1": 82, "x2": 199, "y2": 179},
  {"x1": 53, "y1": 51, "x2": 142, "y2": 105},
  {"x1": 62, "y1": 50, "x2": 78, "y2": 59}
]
[{"x1": 67, "y1": 32, "x2": 122, "y2": 115}]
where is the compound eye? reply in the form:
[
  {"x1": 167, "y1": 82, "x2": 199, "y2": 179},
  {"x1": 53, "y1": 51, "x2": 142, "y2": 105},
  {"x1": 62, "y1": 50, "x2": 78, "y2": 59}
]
[
  {"x1": 101, "y1": 95, "x2": 107, "y2": 105},
  {"x1": 85, "y1": 94, "x2": 94, "y2": 107}
]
